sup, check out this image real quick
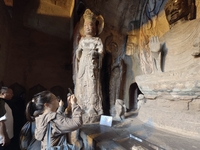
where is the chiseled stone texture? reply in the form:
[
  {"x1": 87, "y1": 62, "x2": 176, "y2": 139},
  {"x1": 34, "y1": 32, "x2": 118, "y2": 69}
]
[
  {"x1": 136, "y1": 61, "x2": 200, "y2": 101},
  {"x1": 137, "y1": 98, "x2": 200, "y2": 138},
  {"x1": 135, "y1": 60, "x2": 200, "y2": 137}
]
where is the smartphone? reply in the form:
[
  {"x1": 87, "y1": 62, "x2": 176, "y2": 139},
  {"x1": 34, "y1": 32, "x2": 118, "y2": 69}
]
[
  {"x1": 67, "y1": 88, "x2": 73, "y2": 97},
  {"x1": 68, "y1": 88, "x2": 73, "y2": 95},
  {"x1": 57, "y1": 96, "x2": 63, "y2": 102}
]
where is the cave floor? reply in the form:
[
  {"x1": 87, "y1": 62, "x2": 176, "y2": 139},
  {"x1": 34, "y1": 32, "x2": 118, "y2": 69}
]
[{"x1": 80, "y1": 111, "x2": 200, "y2": 150}]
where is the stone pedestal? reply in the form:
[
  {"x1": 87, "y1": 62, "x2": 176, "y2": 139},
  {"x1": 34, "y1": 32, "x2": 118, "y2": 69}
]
[{"x1": 135, "y1": 62, "x2": 200, "y2": 138}]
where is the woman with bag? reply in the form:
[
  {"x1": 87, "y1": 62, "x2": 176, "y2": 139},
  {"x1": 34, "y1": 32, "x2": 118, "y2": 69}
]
[{"x1": 25, "y1": 91, "x2": 82, "y2": 150}]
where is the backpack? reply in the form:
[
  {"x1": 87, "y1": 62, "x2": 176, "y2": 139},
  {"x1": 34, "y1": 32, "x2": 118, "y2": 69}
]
[{"x1": 20, "y1": 121, "x2": 41, "y2": 150}]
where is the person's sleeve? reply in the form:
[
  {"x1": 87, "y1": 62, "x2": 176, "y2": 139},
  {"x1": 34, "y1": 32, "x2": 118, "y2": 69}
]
[
  {"x1": 56, "y1": 106, "x2": 65, "y2": 114},
  {"x1": 52, "y1": 103, "x2": 82, "y2": 135}
]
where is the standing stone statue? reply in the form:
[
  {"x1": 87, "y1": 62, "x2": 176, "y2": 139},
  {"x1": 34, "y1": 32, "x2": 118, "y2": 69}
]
[
  {"x1": 74, "y1": 9, "x2": 104, "y2": 123},
  {"x1": 109, "y1": 56, "x2": 124, "y2": 117},
  {"x1": 114, "y1": 99, "x2": 126, "y2": 121}
]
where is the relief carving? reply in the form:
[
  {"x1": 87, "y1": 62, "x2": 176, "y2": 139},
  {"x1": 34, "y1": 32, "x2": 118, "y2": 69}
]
[
  {"x1": 114, "y1": 99, "x2": 126, "y2": 121},
  {"x1": 149, "y1": 36, "x2": 162, "y2": 72},
  {"x1": 139, "y1": 0, "x2": 165, "y2": 74},
  {"x1": 109, "y1": 55, "x2": 124, "y2": 117}
]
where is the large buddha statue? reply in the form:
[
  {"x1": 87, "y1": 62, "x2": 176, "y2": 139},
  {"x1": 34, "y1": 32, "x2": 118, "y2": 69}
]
[
  {"x1": 136, "y1": 0, "x2": 199, "y2": 100},
  {"x1": 148, "y1": 0, "x2": 197, "y2": 73},
  {"x1": 135, "y1": 0, "x2": 200, "y2": 137}
]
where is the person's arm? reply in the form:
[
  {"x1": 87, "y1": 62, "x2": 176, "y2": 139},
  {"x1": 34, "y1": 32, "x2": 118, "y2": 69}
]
[
  {"x1": 52, "y1": 95, "x2": 82, "y2": 134},
  {"x1": 0, "y1": 120, "x2": 10, "y2": 146},
  {"x1": 56, "y1": 100, "x2": 65, "y2": 114}
]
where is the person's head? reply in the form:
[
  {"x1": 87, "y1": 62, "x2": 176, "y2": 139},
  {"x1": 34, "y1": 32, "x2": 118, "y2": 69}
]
[
  {"x1": 0, "y1": 86, "x2": 13, "y2": 100},
  {"x1": 164, "y1": 0, "x2": 189, "y2": 25},
  {"x1": 25, "y1": 90, "x2": 60, "y2": 121},
  {"x1": 83, "y1": 9, "x2": 97, "y2": 37}
]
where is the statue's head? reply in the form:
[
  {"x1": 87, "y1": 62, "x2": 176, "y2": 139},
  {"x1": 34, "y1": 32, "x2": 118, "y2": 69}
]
[
  {"x1": 83, "y1": 9, "x2": 96, "y2": 36},
  {"x1": 79, "y1": 9, "x2": 104, "y2": 37},
  {"x1": 164, "y1": 0, "x2": 189, "y2": 25}
]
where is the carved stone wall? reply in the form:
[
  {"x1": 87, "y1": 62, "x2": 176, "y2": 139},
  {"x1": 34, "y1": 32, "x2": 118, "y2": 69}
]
[{"x1": 0, "y1": 1, "x2": 10, "y2": 81}]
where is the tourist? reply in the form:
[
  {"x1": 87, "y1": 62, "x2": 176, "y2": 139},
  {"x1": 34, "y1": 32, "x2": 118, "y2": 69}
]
[{"x1": 25, "y1": 91, "x2": 82, "y2": 150}]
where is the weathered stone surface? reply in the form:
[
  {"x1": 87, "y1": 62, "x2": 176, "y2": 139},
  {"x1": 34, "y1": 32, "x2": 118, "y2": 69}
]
[
  {"x1": 137, "y1": 98, "x2": 200, "y2": 138},
  {"x1": 24, "y1": 0, "x2": 74, "y2": 39},
  {"x1": 136, "y1": 62, "x2": 200, "y2": 101}
]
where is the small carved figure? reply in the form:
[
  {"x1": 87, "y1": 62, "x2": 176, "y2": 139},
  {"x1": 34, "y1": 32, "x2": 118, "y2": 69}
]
[
  {"x1": 109, "y1": 56, "x2": 124, "y2": 117},
  {"x1": 74, "y1": 9, "x2": 104, "y2": 123},
  {"x1": 114, "y1": 99, "x2": 126, "y2": 121}
]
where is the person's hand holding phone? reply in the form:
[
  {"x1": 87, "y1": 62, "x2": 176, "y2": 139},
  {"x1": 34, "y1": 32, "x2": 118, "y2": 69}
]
[
  {"x1": 67, "y1": 94, "x2": 77, "y2": 105},
  {"x1": 59, "y1": 100, "x2": 64, "y2": 107}
]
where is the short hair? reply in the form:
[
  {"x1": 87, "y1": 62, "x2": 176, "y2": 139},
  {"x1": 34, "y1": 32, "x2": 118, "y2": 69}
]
[{"x1": 0, "y1": 86, "x2": 8, "y2": 94}]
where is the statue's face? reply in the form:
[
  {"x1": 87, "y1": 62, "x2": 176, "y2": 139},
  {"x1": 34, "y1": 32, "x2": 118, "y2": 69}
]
[
  {"x1": 84, "y1": 20, "x2": 95, "y2": 36},
  {"x1": 164, "y1": 0, "x2": 189, "y2": 25}
]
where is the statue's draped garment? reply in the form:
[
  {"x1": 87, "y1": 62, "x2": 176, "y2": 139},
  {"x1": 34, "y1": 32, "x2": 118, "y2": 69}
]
[{"x1": 75, "y1": 36, "x2": 103, "y2": 115}]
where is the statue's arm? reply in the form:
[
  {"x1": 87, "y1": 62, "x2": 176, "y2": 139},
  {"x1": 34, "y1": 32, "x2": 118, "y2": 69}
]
[
  {"x1": 76, "y1": 39, "x2": 83, "y2": 61},
  {"x1": 97, "y1": 38, "x2": 104, "y2": 69}
]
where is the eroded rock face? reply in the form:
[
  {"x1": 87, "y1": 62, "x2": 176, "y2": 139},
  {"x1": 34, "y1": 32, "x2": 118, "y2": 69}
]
[
  {"x1": 136, "y1": 62, "x2": 200, "y2": 100},
  {"x1": 23, "y1": 0, "x2": 74, "y2": 40}
]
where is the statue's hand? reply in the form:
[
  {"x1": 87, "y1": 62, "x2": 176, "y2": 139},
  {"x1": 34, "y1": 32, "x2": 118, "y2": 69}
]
[{"x1": 149, "y1": 36, "x2": 161, "y2": 53}]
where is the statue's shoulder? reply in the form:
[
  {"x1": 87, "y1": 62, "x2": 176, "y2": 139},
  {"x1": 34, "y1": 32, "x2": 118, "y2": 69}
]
[
  {"x1": 160, "y1": 19, "x2": 200, "y2": 43},
  {"x1": 94, "y1": 37, "x2": 103, "y2": 43}
]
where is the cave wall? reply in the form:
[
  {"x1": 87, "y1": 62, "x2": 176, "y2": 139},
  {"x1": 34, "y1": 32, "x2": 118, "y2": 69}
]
[
  {"x1": 0, "y1": 0, "x2": 75, "y2": 101},
  {"x1": 0, "y1": 1, "x2": 11, "y2": 82}
]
